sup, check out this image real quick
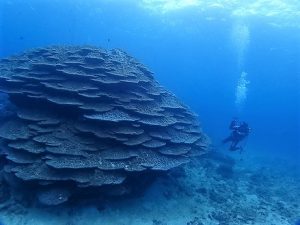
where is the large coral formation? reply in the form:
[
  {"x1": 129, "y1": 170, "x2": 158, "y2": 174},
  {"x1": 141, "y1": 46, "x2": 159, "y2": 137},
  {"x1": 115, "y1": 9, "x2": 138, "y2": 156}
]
[{"x1": 0, "y1": 46, "x2": 209, "y2": 205}]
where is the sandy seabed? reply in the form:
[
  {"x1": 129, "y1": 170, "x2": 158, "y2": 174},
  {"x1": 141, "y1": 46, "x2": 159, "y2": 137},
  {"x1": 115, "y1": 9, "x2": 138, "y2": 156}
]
[{"x1": 0, "y1": 150, "x2": 299, "y2": 225}]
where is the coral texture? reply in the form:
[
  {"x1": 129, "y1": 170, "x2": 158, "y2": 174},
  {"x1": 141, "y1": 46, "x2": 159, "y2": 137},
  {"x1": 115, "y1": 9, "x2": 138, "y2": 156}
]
[{"x1": 0, "y1": 46, "x2": 209, "y2": 205}]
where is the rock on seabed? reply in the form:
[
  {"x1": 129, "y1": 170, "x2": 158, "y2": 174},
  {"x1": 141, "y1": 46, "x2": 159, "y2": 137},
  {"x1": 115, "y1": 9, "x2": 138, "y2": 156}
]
[{"x1": 0, "y1": 46, "x2": 209, "y2": 205}]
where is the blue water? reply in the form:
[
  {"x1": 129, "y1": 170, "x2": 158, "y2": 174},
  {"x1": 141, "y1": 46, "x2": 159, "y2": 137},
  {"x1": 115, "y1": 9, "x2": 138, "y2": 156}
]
[
  {"x1": 1, "y1": 1, "x2": 299, "y2": 161},
  {"x1": 0, "y1": 0, "x2": 299, "y2": 224}
]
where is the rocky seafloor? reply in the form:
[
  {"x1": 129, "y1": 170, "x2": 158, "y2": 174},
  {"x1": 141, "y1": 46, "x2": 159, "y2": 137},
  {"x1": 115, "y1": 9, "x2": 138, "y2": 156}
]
[{"x1": 0, "y1": 150, "x2": 299, "y2": 225}]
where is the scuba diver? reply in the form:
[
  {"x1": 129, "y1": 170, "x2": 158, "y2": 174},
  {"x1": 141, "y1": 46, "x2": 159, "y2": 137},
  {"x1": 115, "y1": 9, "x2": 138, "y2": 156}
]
[{"x1": 222, "y1": 118, "x2": 251, "y2": 151}]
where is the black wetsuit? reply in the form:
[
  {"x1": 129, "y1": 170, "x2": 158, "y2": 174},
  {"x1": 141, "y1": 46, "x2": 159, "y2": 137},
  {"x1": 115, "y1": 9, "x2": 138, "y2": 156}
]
[{"x1": 223, "y1": 121, "x2": 250, "y2": 151}]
